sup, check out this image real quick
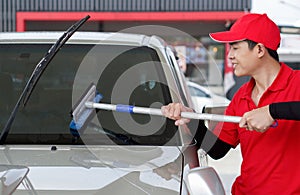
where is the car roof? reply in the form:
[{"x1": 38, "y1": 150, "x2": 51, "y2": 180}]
[{"x1": 0, "y1": 31, "x2": 167, "y2": 48}]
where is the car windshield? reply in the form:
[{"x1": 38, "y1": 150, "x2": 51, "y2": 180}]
[{"x1": 0, "y1": 43, "x2": 179, "y2": 145}]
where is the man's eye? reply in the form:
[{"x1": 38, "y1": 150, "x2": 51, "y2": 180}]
[{"x1": 230, "y1": 45, "x2": 238, "y2": 50}]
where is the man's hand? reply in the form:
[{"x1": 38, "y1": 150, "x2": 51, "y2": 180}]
[
  {"x1": 239, "y1": 105, "x2": 275, "y2": 133},
  {"x1": 161, "y1": 103, "x2": 194, "y2": 126}
]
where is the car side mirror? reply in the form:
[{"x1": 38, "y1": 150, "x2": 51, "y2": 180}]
[
  {"x1": 186, "y1": 166, "x2": 226, "y2": 195},
  {"x1": 0, "y1": 165, "x2": 29, "y2": 195}
]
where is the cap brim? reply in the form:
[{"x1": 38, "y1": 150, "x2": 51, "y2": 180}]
[{"x1": 209, "y1": 31, "x2": 246, "y2": 43}]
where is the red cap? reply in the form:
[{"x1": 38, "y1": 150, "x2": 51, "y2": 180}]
[{"x1": 209, "y1": 13, "x2": 281, "y2": 50}]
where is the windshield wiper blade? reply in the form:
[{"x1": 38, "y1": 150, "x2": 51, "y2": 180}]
[
  {"x1": 23, "y1": 15, "x2": 90, "y2": 106},
  {"x1": 0, "y1": 15, "x2": 90, "y2": 144}
]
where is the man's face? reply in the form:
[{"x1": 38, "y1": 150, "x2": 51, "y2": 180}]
[{"x1": 228, "y1": 41, "x2": 258, "y2": 77}]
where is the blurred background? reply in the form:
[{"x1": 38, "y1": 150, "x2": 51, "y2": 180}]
[
  {"x1": 1, "y1": 0, "x2": 300, "y2": 193},
  {"x1": 1, "y1": 0, "x2": 299, "y2": 94}
]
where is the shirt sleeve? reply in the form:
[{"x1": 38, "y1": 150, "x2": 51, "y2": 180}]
[{"x1": 269, "y1": 101, "x2": 300, "y2": 120}]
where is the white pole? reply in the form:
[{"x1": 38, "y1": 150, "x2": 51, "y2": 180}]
[{"x1": 85, "y1": 102, "x2": 241, "y2": 123}]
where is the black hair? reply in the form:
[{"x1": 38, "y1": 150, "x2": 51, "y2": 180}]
[
  {"x1": 245, "y1": 39, "x2": 279, "y2": 62},
  {"x1": 267, "y1": 49, "x2": 279, "y2": 62}
]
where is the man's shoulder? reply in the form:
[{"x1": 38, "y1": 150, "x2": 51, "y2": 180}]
[
  {"x1": 281, "y1": 62, "x2": 299, "y2": 73},
  {"x1": 291, "y1": 68, "x2": 300, "y2": 74},
  {"x1": 287, "y1": 65, "x2": 300, "y2": 78},
  {"x1": 279, "y1": 62, "x2": 300, "y2": 80}
]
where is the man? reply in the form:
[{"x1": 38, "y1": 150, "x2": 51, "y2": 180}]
[{"x1": 161, "y1": 13, "x2": 300, "y2": 194}]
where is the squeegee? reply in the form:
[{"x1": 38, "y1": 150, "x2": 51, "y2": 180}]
[{"x1": 70, "y1": 83, "x2": 241, "y2": 133}]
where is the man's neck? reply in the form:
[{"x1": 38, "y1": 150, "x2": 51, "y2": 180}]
[
  {"x1": 253, "y1": 60, "x2": 281, "y2": 90},
  {"x1": 251, "y1": 61, "x2": 281, "y2": 105}
]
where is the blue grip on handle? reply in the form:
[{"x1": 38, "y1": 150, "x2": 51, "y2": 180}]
[
  {"x1": 116, "y1": 104, "x2": 134, "y2": 113},
  {"x1": 270, "y1": 120, "x2": 278, "y2": 128}
]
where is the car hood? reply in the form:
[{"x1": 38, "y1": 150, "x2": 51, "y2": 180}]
[{"x1": 0, "y1": 145, "x2": 184, "y2": 194}]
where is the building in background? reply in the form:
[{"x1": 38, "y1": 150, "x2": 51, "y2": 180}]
[{"x1": 1, "y1": 0, "x2": 299, "y2": 98}]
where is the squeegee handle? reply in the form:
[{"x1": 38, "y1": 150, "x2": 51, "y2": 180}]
[
  {"x1": 180, "y1": 112, "x2": 241, "y2": 123},
  {"x1": 85, "y1": 102, "x2": 241, "y2": 123}
]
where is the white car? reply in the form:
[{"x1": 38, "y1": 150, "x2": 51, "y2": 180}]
[
  {"x1": 0, "y1": 28, "x2": 225, "y2": 194},
  {"x1": 187, "y1": 81, "x2": 230, "y2": 113}
]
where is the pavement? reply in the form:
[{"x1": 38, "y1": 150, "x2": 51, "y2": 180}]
[{"x1": 208, "y1": 146, "x2": 242, "y2": 195}]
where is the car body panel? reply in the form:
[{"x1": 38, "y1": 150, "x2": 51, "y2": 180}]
[{"x1": 0, "y1": 31, "x2": 199, "y2": 194}]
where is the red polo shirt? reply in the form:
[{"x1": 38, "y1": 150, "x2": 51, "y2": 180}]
[{"x1": 214, "y1": 63, "x2": 300, "y2": 194}]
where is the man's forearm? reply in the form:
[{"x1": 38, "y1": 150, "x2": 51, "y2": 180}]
[
  {"x1": 269, "y1": 101, "x2": 300, "y2": 120},
  {"x1": 191, "y1": 120, "x2": 232, "y2": 160}
]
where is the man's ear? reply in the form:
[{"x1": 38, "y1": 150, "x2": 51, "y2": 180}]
[{"x1": 257, "y1": 43, "x2": 266, "y2": 58}]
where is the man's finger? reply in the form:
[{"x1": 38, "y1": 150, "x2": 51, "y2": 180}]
[
  {"x1": 175, "y1": 118, "x2": 190, "y2": 126},
  {"x1": 239, "y1": 117, "x2": 247, "y2": 128}
]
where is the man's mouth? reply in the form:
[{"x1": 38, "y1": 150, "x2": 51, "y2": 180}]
[{"x1": 232, "y1": 63, "x2": 237, "y2": 69}]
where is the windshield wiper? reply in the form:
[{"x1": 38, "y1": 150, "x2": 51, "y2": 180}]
[{"x1": 0, "y1": 15, "x2": 90, "y2": 144}]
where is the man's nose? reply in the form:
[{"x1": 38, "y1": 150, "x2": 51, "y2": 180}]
[{"x1": 228, "y1": 49, "x2": 234, "y2": 60}]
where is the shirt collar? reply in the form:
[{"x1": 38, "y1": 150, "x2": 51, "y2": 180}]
[
  {"x1": 241, "y1": 63, "x2": 292, "y2": 99},
  {"x1": 268, "y1": 63, "x2": 292, "y2": 92}
]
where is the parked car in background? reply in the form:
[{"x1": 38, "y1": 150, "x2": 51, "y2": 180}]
[
  {"x1": 187, "y1": 81, "x2": 230, "y2": 113},
  {"x1": 0, "y1": 31, "x2": 225, "y2": 194}
]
